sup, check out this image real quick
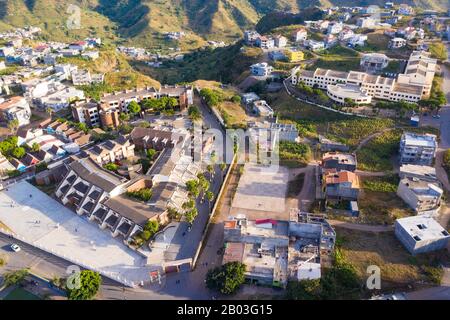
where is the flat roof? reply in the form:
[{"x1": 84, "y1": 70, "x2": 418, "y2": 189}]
[
  {"x1": 402, "y1": 132, "x2": 437, "y2": 148},
  {"x1": 0, "y1": 181, "x2": 154, "y2": 286},
  {"x1": 396, "y1": 215, "x2": 450, "y2": 241}
]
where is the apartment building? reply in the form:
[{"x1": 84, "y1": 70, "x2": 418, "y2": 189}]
[
  {"x1": 323, "y1": 170, "x2": 360, "y2": 201},
  {"x1": 255, "y1": 36, "x2": 275, "y2": 49},
  {"x1": 71, "y1": 100, "x2": 100, "y2": 127},
  {"x1": 321, "y1": 152, "x2": 357, "y2": 172},
  {"x1": 0, "y1": 96, "x2": 31, "y2": 126},
  {"x1": 395, "y1": 216, "x2": 449, "y2": 255},
  {"x1": 84, "y1": 137, "x2": 135, "y2": 166},
  {"x1": 244, "y1": 30, "x2": 261, "y2": 45},
  {"x1": 292, "y1": 51, "x2": 436, "y2": 104},
  {"x1": 55, "y1": 157, "x2": 168, "y2": 243},
  {"x1": 399, "y1": 132, "x2": 437, "y2": 165},
  {"x1": 250, "y1": 62, "x2": 273, "y2": 77},
  {"x1": 397, "y1": 177, "x2": 442, "y2": 213},
  {"x1": 399, "y1": 164, "x2": 437, "y2": 183},
  {"x1": 99, "y1": 85, "x2": 193, "y2": 113},
  {"x1": 360, "y1": 53, "x2": 390, "y2": 72},
  {"x1": 285, "y1": 50, "x2": 304, "y2": 62},
  {"x1": 389, "y1": 37, "x2": 407, "y2": 49},
  {"x1": 292, "y1": 29, "x2": 308, "y2": 42},
  {"x1": 273, "y1": 35, "x2": 288, "y2": 48}
]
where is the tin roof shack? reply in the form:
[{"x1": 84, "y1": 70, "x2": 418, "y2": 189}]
[
  {"x1": 223, "y1": 217, "x2": 289, "y2": 288},
  {"x1": 395, "y1": 215, "x2": 450, "y2": 255}
]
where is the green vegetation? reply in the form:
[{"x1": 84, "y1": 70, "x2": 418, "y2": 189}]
[
  {"x1": 0, "y1": 136, "x2": 27, "y2": 160},
  {"x1": 136, "y1": 42, "x2": 262, "y2": 84},
  {"x1": 206, "y1": 261, "x2": 246, "y2": 295},
  {"x1": 35, "y1": 161, "x2": 48, "y2": 173},
  {"x1": 188, "y1": 105, "x2": 202, "y2": 122},
  {"x1": 278, "y1": 141, "x2": 311, "y2": 167},
  {"x1": 307, "y1": 46, "x2": 360, "y2": 72},
  {"x1": 146, "y1": 148, "x2": 157, "y2": 160},
  {"x1": 420, "y1": 76, "x2": 447, "y2": 110},
  {"x1": 126, "y1": 188, "x2": 152, "y2": 202},
  {"x1": 103, "y1": 162, "x2": 119, "y2": 172},
  {"x1": 199, "y1": 88, "x2": 225, "y2": 107},
  {"x1": 3, "y1": 269, "x2": 29, "y2": 287},
  {"x1": 336, "y1": 228, "x2": 450, "y2": 292},
  {"x1": 375, "y1": 100, "x2": 419, "y2": 115},
  {"x1": 362, "y1": 175, "x2": 399, "y2": 193},
  {"x1": 66, "y1": 270, "x2": 102, "y2": 300},
  {"x1": 141, "y1": 96, "x2": 179, "y2": 115},
  {"x1": 3, "y1": 287, "x2": 41, "y2": 300},
  {"x1": 357, "y1": 129, "x2": 400, "y2": 172},
  {"x1": 286, "y1": 248, "x2": 361, "y2": 300},
  {"x1": 443, "y1": 149, "x2": 450, "y2": 179},
  {"x1": 429, "y1": 42, "x2": 448, "y2": 60}
]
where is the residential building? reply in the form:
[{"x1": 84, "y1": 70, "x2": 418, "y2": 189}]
[
  {"x1": 292, "y1": 51, "x2": 437, "y2": 104},
  {"x1": 347, "y1": 34, "x2": 368, "y2": 47},
  {"x1": 395, "y1": 215, "x2": 449, "y2": 255},
  {"x1": 255, "y1": 36, "x2": 275, "y2": 49},
  {"x1": 68, "y1": 41, "x2": 88, "y2": 52},
  {"x1": 397, "y1": 177, "x2": 442, "y2": 213},
  {"x1": 130, "y1": 127, "x2": 188, "y2": 151},
  {"x1": 274, "y1": 35, "x2": 288, "y2": 48},
  {"x1": 327, "y1": 22, "x2": 343, "y2": 35},
  {"x1": 338, "y1": 28, "x2": 355, "y2": 41},
  {"x1": 251, "y1": 100, "x2": 274, "y2": 117},
  {"x1": 398, "y1": 4, "x2": 415, "y2": 16},
  {"x1": 324, "y1": 34, "x2": 338, "y2": 49},
  {"x1": 244, "y1": 30, "x2": 261, "y2": 45},
  {"x1": 285, "y1": 50, "x2": 304, "y2": 63},
  {"x1": 268, "y1": 50, "x2": 286, "y2": 61},
  {"x1": 399, "y1": 132, "x2": 437, "y2": 165},
  {"x1": 81, "y1": 51, "x2": 100, "y2": 60},
  {"x1": 250, "y1": 62, "x2": 273, "y2": 77},
  {"x1": 389, "y1": 37, "x2": 407, "y2": 49},
  {"x1": 37, "y1": 86, "x2": 85, "y2": 111},
  {"x1": 305, "y1": 40, "x2": 325, "y2": 51},
  {"x1": 84, "y1": 137, "x2": 135, "y2": 166},
  {"x1": 55, "y1": 157, "x2": 168, "y2": 243},
  {"x1": 0, "y1": 96, "x2": 31, "y2": 126},
  {"x1": 360, "y1": 53, "x2": 390, "y2": 72},
  {"x1": 0, "y1": 154, "x2": 14, "y2": 179},
  {"x1": 292, "y1": 29, "x2": 308, "y2": 42},
  {"x1": 357, "y1": 17, "x2": 377, "y2": 28},
  {"x1": 321, "y1": 152, "x2": 357, "y2": 172},
  {"x1": 241, "y1": 92, "x2": 260, "y2": 105},
  {"x1": 399, "y1": 164, "x2": 437, "y2": 183},
  {"x1": 71, "y1": 100, "x2": 100, "y2": 127},
  {"x1": 99, "y1": 85, "x2": 193, "y2": 113},
  {"x1": 323, "y1": 170, "x2": 360, "y2": 201}
]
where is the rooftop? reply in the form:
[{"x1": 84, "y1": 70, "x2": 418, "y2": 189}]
[
  {"x1": 401, "y1": 132, "x2": 437, "y2": 148},
  {"x1": 396, "y1": 215, "x2": 450, "y2": 242}
]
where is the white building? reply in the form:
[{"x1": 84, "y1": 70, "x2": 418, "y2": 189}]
[
  {"x1": 399, "y1": 164, "x2": 437, "y2": 183},
  {"x1": 0, "y1": 96, "x2": 31, "y2": 126},
  {"x1": 274, "y1": 35, "x2": 288, "y2": 48},
  {"x1": 251, "y1": 100, "x2": 274, "y2": 117},
  {"x1": 292, "y1": 51, "x2": 436, "y2": 104},
  {"x1": 397, "y1": 177, "x2": 442, "y2": 213},
  {"x1": 38, "y1": 86, "x2": 85, "y2": 111},
  {"x1": 327, "y1": 83, "x2": 372, "y2": 105},
  {"x1": 250, "y1": 62, "x2": 273, "y2": 77},
  {"x1": 292, "y1": 29, "x2": 308, "y2": 42},
  {"x1": 305, "y1": 40, "x2": 325, "y2": 51},
  {"x1": 360, "y1": 53, "x2": 390, "y2": 72},
  {"x1": 357, "y1": 17, "x2": 377, "y2": 28},
  {"x1": 400, "y1": 132, "x2": 437, "y2": 165},
  {"x1": 327, "y1": 22, "x2": 343, "y2": 35},
  {"x1": 395, "y1": 216, "x2": 449, "y2": 255},
  {"x1": 389, "y1": 37, "x2": 407, "y2": 49}
]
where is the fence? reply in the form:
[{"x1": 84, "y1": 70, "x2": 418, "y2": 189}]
[
  {"x1": 0, "y1": 227, "x2": 139, "y2": 288},
  {"x1": 191, "y1": 153, "x2": 237, "y2": 268}
]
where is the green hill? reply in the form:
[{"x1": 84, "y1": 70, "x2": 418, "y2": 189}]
[{"x1": 0, "y1": 0, "x2": 448, "y2": 49}]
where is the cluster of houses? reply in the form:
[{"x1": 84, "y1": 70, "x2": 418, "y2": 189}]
[
  {"x1": 71, "y1": 85, "x2": 194, "y2": 129},
  {"x1": 292, "y1": 50, "x2": 437, "y2": 105},
  {"x1": 50, "y1": 123, "x2": 214, "y2": 256},
  {"x1": 222, "y1": 210, "x2": 336, "y2": 287}
]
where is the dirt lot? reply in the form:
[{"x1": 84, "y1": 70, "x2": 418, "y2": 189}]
[{"x1": 337, "y1": 227, "x2": 449, "y2": 291}]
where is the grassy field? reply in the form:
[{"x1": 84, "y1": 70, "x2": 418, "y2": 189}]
[
  {"x1": 337, "y1": 228, "x2": 449, "y2": 291},
  {"x1": 218, "y1": 101, "x2": 248, "y2": 128},
  {"x1": 307, "y1": 46, "x2": 361, "y2": 72},
  {"x1": 357, "y1": 126, "x2": 440, "y2": 172},
  {"x1": 134, "y1": 42, "x2": 262, "y2": 85},
  {"x1": 358, "y1": 176, "x2": 414, "y2": 225}
]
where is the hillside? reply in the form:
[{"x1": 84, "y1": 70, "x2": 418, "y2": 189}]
[{"x1": 0, "y1": 0, "x2": 448, "y2": 48}]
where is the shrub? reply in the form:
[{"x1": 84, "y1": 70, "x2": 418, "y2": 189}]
[
  {"x1": 206, "y1": 262, "x2": 246, "y2": 295},
  {"x1": 126, "y1": 188, "x2": 152, "y2": 202}
]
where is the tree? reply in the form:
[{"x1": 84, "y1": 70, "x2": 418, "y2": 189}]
[
  {"x1": 12, "y1": 147, "x2": 26, "y2": 159},
  {"x1": 205, "y1": 191, "x2": 214, "y2": 210},
  {"x1": 286, "y1": 279, "x2": 322, "y2": 300},
  {"x1": 31, "y1": 142, "x2": 40, "y2": 153},
  {"x1": 206, "y1": 262, "x2": 246, "y2": 295},
  {"x1": 45, "y1": 107, "x2": 54, "y2": 119},
  {"x1": 185, "y1": 208, "x2": 198, "y2": 224},
  {"x1": 66, "y1": 270, "x2": 102, "y2": 300},
  {"x1": 128, "y1": 100, "x2": 141, "y2": 115},
  {"x1": 75, "y1": 122, "x2": 88, "y2": 133},
  {"x1": 144, "y1": 220, "x2": 159, "y2": 235},
  {"x1": 188, "y1": 105, "x2": 202, "y2": 122},
  {"x1": 3, "y1": 269, "x2": 29, "y2": 287},
  {"x1": 186, "y1": 179, "x2": 200, "y2": 198},
  {"x1": 103, "y1": 162, "x2": 119, "y2": 172},
  {"x1": 7, "y1": 119, "x2": 19, "y2": 135},
  {"x1": 231, "y1": 95, "x2": 241, "y2": 104},
  {"x1": 119, "y1": 112, "x2": 130, "y2": 123},
  {"x1": 147, "y1": 148, "x2": 157, "y2": 160},
  {"x1": 206, "y1": 164, "x2": 214, "y2": 181}
]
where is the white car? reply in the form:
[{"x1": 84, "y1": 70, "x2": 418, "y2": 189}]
[{"x1": 10, "y1": 244, "x2": 21, "y2": 252}]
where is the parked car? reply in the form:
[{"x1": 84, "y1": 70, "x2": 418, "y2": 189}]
[{"x1": 10, "y1": 243, "x2": 21, "y2": 252}]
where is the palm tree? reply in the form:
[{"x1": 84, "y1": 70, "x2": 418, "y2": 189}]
[
  {"x1": 219, "y1": 162, "x2": 227, "y2": 180},
  {"x1": 206, "y1": 164, "x2": 214, "y2": 181},
  {"x1": 7, "y1": 119, "x2": 19, "y2": 135},
  {"x1": 45, "y1": 107, "x2": 54, "y2": 120},
  {"x1": 205, "y1": 191, "x2": 214, "y2": 211}
]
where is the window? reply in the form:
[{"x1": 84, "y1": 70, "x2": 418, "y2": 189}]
[
  {"x1": 413, "y1": 235, "x2": 421, "y2": 241},
  {"x1": 417, "y1": 224, "x2": 427, "y2": 230}
]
